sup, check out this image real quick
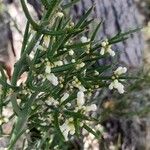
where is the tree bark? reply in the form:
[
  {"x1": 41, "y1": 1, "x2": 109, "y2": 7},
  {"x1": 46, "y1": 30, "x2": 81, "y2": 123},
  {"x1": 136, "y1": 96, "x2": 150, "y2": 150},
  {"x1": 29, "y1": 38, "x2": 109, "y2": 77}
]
[{"x1": 0, "y1": 10, "x2": 15, "y2": 78}]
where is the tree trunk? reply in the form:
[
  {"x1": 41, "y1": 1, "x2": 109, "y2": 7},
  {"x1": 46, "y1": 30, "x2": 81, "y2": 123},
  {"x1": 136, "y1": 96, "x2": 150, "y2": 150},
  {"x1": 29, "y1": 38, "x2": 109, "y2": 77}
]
[
  {"x1": 68, "y1": 0, "x2": 143, "y2": 69},
  {"x1": 0, "y1": 10, "x2": 15, "y2": 78}
]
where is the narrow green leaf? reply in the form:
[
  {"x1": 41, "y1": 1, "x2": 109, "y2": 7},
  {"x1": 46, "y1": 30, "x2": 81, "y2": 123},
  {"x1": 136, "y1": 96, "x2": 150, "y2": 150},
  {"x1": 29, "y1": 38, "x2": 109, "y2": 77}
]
[
  {"x1": 21, "y1": 21, "x2": 30, "y2": 55},
  {"x1": 20, "y1": 0, "x2": 39, "y2": 30},
  {"x1": 10, "y1": 93, "x2": 21, "y2": 116},
  {"x1": 41, "y1": 0, "x2": 50, "y2": 9},
  {"x1": 60, "y1": 93, "x2": 76, "y2": 106},
  {"x1": 63, "y1": 41, "x2": 90, "y2": 49},
  {"x1": 44, "y1": 0, "x2": 61, "y2": 20},
  {"x1": 83, "y1": 124, "x2": 99, "y2": 139},
  {"x1": 80, "y1": 19, "x2": 94, "y2": 29},
  {"x1": 91, "y1": 21, "x2": 103, "y2": 41},
  {"x1": 75, "y1": 6, "x2": 93, "y2": 28},
  {"x1": 51, "y1": 63, "x2": 75, "y2": 73},
  {"x1": 8, "y1": 93, "x2": 38, "y2": 149},
  {"x1": 53, "y1": 111, "x2": 64, "y2": 140},
  {"x1": 64, "y1": 110, "x2": 90, "y2": 120},
  {"x1": 109, "y1": 27, "x2": 142, "y2": 44},
  {"x1": 74, "y1": 118, "x2": 80, "y2": 136},
  {"x1": 62, "y1": 0, "x2": 80, "y2": 9}
]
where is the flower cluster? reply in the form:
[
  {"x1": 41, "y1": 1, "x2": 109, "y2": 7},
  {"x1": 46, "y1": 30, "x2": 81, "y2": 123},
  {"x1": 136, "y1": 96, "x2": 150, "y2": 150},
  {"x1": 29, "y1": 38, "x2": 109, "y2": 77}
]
[
  {"x1": 71, "y1": 76, "x2": 86, "y2": 91},
  {"x1": 80, "y1": 36, "x2": 90, "y2": 53},
  {"x1": 100, "y1": 39, "x2": 115, "y2": 57},
  {"x1": 1, "y1": 1, "x2": 132, "y2": 149},
  {"x1": 76, "y1": 62, "x2": 85, "y2": 70},
  {"x1": 60, "y1": 118, "x2": 75, "y2": 141},
  {"x1": 76, "y1": 90, "x2": 97, "y2": 114},
  {"x1": 56, "y1": 12, "x2": 64, "y2": 18},
  {"x1": 45, "y1": 61, "x2": 59, "y2": 86},
  {"x1": 80, "y1": 36, "x2": 90, "y2": 43},
  {"x1": 45, "y1": 97, "x2": 59, "y2": 106},
  {"x1": 109, "y1": 66, "x2": 127, "y2": 93}
]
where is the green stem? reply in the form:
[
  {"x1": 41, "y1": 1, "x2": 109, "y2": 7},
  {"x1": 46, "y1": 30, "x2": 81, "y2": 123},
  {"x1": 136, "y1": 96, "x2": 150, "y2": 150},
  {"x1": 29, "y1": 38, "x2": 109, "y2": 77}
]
[
  {"x1": 8, "y1": 92, "x2": 38, "y2": 149},
  {"x1": 11, "y1": 32, "x2": 41, "y2": 86},
  {"x1": 21, "y1": 21, "x2": 30, "y2": 55},
  {"x1": 20, "y1": 0, "x2": 39, "y2": 30}
]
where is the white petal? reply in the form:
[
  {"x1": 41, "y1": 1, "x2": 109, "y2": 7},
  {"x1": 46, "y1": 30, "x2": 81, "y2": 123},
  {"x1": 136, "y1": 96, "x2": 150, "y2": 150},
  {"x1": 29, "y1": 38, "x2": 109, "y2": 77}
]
[
  {"x1": 77, "y1": 91, "x2": 85, "y2": 106},
  {"x1": 114, "y1": 67, "x2": 122, "y2": 75},
  {"x1": 78, "y1": 85, "x2": 86, "y2": 92},
  {"x1": 56, "y1": 12, "x2": 64, "y2": 18},
  {"x1": 122, "y1": 67, "x2": 127, "y2": 73},
  {"x1": 81, "y1": 36, "x2": 89, "y2": 43},
  {"x1": 113, "y1": 79, "x2": 119, "y2": 89},
  {"x1": 109, "y1": 83, "x2": 114, "y2": 90},
  {"x1": 100, "y1": 48, "x2": 105, "y2": 55},
  {"x1": 69, "y1": 50, "x2": 74, "y2": 56},
  {"x1": 54, "y1": 61, "x2": 63, "y2": 66},
  {"x1": 63, "y1": 130, "x2": 69, "y2": 141},
  {"x1": 80, "y1": 62, "x2": 85, "y2": 68},
  {"x1": 101, "y1": 41, "x2": 107, "y2": 47},
  {"x1": 46, "y1": 73, "x2": 58, "y2": 86},
  {"x1": 86, "y1": 104, "x2": 97, "y2": 112},
  {"x1": 114, "y1": 66, "x2": 127, "y2": 75},
  {"x1": 117, "y1": 83, "x2": 125, "y2": 94},
  {"x1": 60, "y1": 123, "x2": 67, "y2": 132},
  {"x1": 109, "y1": 50, "x2": 115, "y2": 57},
  {"x1": 70, "y1": 129, "x2": 75, "y2": 135},
  {"x1": 45, "y1": 66, "x2": 51, "y2": 74},
  {"x1": 61, "y1": 93, "x2": 69, "y2": 102}
]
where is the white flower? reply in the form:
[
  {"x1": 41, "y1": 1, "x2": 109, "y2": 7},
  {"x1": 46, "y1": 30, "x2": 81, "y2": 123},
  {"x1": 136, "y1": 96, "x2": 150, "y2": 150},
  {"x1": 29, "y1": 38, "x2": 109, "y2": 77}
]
[
  {"x1": 114, "y1": 66, "x2": 127, "y2": 75},
  {"x1": 70, "y1": 22, "x2": 75, "y2": 27},
  {"x1": 95, "y1": 124, "x2": 104, "y2": 133},
  {"x1": 77, "y1": 91, "x2": 85, "y2": 107},
  {"x1": 54, "y1": 61, "x2": 63, "y2": 66},
  {"x1": 66, "y1": 103, "x2": 71, "y2": 107},
  {"x1": 117, "y1": 83, "x2": 124, "y2": 94},
  {"x1": 76, "y1": 62, "x2": 85, "y2": 69},
  {"x1": 94, "y1": 71, "x2": 99, "y2": 75},
  {"x1": 78, "y1": 85, "x2": 86, "y2": 92},
  {"x1": 101, "y1": 41, "x2": 108, "y2": 47},
  {"x1": 109, "y1": 79, "x2": 125, "y2": 94},
  {"x1": 63, "y1": 59, "x2": 69, "y2": 64},
  {"x1": 69, "y1": 49, "x2": 74, "y2": 56},
  {"x1": 43, "y1": 36, "x2": 50, "y2": 48},
  {"x1": 41, "y1": 122, "x2": 47, "y2": 126},
  {"x1": 61, "y1": 93, "x2": 69, "y2": 102},
  {"x1": 45, "y1": 97, "x2": 58, "y2": 106},
  {"x1": 45, "y1": 65, "x2": 51, "y2": 74},
  {"x1": 60, "y1": 118, "x2": 75, "y2": 141},
  {"x1": 80, "y1": 36, "x2": 90, "y2": 43},
  {"x1": 100, "y1": 47, "x2": 105, "y2": 55},
  {"x1": 46, "y1": 73, "x2": 58, "y2": 86},
  {"x1": 71, "y1": 59, "x2": 76, "y2": 63},
  {"x1": 56, "y1": 12, "x2": 64, "y2": 18},
  {"x1": 107, "y1": 48, "x2": 115, "y2": 57},
  {"x1": 86, "y1": 104, "x2": 97, "y2": 112},
  {"x1": 100, "y1": 39, "x2": 115, "y2": 57}
]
